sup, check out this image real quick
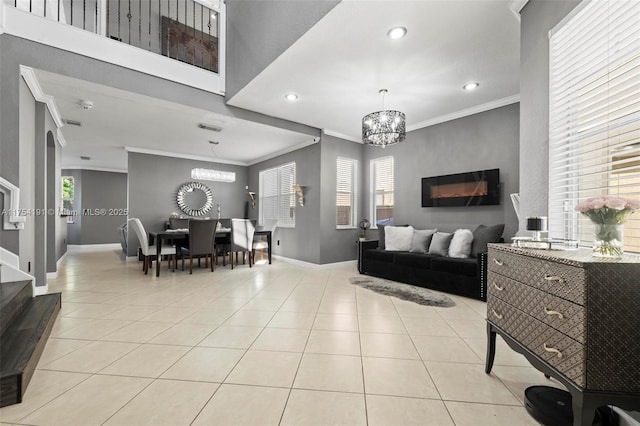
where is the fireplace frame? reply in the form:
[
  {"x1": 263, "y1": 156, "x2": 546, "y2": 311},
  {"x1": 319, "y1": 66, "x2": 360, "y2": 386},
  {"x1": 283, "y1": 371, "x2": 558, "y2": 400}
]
[{"x1": 421, "y1": 169, "x2": 500, "y2": 207}]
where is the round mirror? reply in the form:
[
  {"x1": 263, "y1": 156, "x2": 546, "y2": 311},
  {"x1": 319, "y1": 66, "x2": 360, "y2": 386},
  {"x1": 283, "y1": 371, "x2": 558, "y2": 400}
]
[{"x1": 176, "y1": 182, "x2": 213, "y2": 216}]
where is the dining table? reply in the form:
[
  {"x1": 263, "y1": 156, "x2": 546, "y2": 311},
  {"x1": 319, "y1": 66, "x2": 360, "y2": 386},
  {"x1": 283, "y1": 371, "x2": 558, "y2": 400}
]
[{"x1": 149, "y1": 228, "x2": 272, "y2": 277}]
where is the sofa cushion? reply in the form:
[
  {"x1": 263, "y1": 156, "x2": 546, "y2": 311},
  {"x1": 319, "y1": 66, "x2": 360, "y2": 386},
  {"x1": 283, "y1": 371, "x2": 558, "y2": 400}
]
[
  {"x1": 410, "y1": 229, "x2": 437, "y2": 253},
  {"x1": 364, "y1": 248, "x2": 395, "y2": 262},
  {"x1": 394, "y1": 252, "x2": 436, "y2": 270},
  {"x1": 385, "y1": 225, "x2": 414, "y2": 251},
  {"x1": 470, "y1": 224, "x2": 505, "y2": 257},
  {"x1": 431, "y1": 257, "x2": 477, "y2": 277},
  {"x1": 428, "y1": 232, "x2": 454, "y2": 256},
  {"x1": 378, "y1": 224, "x2": 409, "y2": 249},
  {"x1": 449, "y1": 229, "x2": 474, "y2": 258}
]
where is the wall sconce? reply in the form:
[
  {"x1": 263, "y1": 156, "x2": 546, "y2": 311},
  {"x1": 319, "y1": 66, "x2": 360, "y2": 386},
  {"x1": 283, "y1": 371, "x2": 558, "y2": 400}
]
[
  {"x1": 247, "y1": 191, "x2": 256, "y2": 209},
  {"x1": 294, "y1": 184, "x2": 307, "y2": 207}
]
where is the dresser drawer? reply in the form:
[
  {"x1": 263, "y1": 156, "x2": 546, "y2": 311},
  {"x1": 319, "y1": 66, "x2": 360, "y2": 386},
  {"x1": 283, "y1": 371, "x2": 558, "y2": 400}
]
[
  {"x1": 488, "y1": 250, "x2": 585, "y2": 305},
  {"x1": 488, "y1": 296, "x2": 585, "y2": 387},
  {"x1": 488, "y1": 274, "x2": 586, "y2": 344}
]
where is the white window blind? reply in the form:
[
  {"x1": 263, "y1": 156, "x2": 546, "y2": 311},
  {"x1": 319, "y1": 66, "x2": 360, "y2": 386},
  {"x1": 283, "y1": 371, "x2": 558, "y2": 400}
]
[
  {"x1": 549, "y1": 0, "x2": 640, "y2": 253},
  {"x1": 336, "y1": 157, "x2": 357, "y2": 228},
  {"x1": 371, "y1": 156, "x2": 394, "y2": 227},
  {"x1": 259, "y1": 162, "x2": 296, "y2": 227}
]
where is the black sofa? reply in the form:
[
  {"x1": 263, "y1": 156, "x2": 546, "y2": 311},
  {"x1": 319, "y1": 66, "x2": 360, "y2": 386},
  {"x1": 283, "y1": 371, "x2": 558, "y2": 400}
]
[{"x1": 357, "y1": 224, "x2": 504, "y2": 301}]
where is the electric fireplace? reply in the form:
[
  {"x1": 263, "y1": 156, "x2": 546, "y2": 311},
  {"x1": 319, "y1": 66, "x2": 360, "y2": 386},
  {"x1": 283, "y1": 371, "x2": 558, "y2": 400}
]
[{"x1": 421, "y1": 169, "x2": 500, "y2": 207}]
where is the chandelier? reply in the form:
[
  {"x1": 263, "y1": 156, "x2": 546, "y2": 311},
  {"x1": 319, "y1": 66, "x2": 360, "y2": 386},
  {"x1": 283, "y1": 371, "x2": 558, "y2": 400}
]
[{"x1": 362, "y1": 89, "x2": 406, "y2": 148}]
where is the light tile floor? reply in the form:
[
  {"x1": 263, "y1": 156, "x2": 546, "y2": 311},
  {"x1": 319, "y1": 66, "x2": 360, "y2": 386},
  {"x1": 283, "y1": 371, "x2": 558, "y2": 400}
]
[{"x1": 0, "y1": 247, "x2": 559, "y2": 425}]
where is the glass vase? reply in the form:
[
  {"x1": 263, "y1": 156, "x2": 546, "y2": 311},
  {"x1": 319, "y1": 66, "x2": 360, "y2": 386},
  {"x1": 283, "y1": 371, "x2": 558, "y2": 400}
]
[{"x1": 592, "y1": 223, "x2": 624, "y2": 258}]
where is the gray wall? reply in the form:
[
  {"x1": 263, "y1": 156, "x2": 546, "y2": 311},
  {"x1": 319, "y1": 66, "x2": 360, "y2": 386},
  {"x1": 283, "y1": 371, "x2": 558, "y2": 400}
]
[
  {"x1": 80, "y1": 170, "x2": 127, "y2": 245},
  {"x1": 364, "y1": 103, "x2": 521, "y2": 241},
  {"x1": 319, "y1": 133, "x2": 364, "y2": 264},
  {"x1": 519, "y1": 0, "x2": 581, "y2": 234},
  {"x1": 61, "y1": 169, "x2": 127, "y2": 245},
  {"x1": 226, "y1": 0, "x2": 339, "y2": 100},
  {"x1": 248, "y1": 143, "x2": 322, "y2": 264},
  {"x1": 127, "y1": 152, "x2": 248, "y2": 257},
  {"x1": 18, "y1": 78, "x2": 36, "y2": 274}
]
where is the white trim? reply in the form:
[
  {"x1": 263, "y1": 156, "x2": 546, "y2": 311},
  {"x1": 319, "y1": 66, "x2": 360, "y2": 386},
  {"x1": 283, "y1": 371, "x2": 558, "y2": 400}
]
[
  {"x1": 61, "y1": 166, "x2": 128, "y2": 174},
  {"x1": 46, "y1": 271, "x2": 58, "y2": 279},
  {"x1": 407, "y1": 95, "x2": 520, "y2": 132},
  {"x1": 273, "y1": 254, "x2": 356, "y2": 269},
  {"x1": 125, "y1": 146, "x2": 247, "y2": 167},
  {"x1": 57, "y1": 251, "x2": 68, "y2": 268},
  {"x1": 56, "y1": 128, "x2": 67, "y2": 148},
  {"x1": 323, "y1": 129, "x2": 362, "y2": 144},
  {"x1": 0, "y1": 177, "x2": 27, "y2": 230},
  {"x1": 19, "y1": 66, "x2": 65, "y2": 130},
  {"x1": 509, "y1": 0, "x2": 529, "y2": 14},
  {"x1": 33, "y1": 285, "x2": 49, "y2": 296},
  {"x1": 68, "y1": 243, "x2": 121, "y2": 251},
  {"x1": 126, "y1": 256, "x2": 139, "y2": 262},
  {"x1": 3, "y1": 5, "x2": 224, "y2": 95},
  {"x1": 247, "y1": 138, "x2": 319, "y2": 166}
]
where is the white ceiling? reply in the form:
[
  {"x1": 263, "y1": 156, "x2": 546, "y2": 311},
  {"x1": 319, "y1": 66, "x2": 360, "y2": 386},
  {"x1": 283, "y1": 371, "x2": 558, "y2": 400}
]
[
  {"x1": 36, "y1": 1, "x2": 520, "y2": 171},
  {"x1": 33, "y1": 70, "x2": 314, "y2": 171},
  {"x1": 228, "y1": 0, "x2": 521, "y2": 141}
]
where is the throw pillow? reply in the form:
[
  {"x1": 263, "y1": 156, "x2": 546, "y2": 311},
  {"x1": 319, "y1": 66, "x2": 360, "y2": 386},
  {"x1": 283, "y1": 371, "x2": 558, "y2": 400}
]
[
  {"x1": 470, "y1": 224, "x2": 505, "y2": 257},
  {"x1": 385, "y1": 226, "x2": 415, "y2": 251},
  {"x1": 428, "y1": 232, "x2": 454, "y2": 256},
  {"x1": 410, "y1": 228, "x2": 437, "y2": 253},
  {"x1": 449, "y1": 229, "x2": 474, "y2": 258}
]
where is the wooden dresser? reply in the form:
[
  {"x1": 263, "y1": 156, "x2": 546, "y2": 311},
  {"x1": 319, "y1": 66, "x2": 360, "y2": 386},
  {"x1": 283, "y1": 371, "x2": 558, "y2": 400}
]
[{"x1": 485, "y1": 244, "x2": 640, "y2": 426}]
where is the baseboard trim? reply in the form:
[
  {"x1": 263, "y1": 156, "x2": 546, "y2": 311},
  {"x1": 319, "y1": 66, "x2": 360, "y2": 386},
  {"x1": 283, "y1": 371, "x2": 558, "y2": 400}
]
[
  {"x1": 33, "y1": 284, "x2": 48, "y2": 296},
  {"x1": 68, "y1": 243, "x2": 122, "y2": 251},
  {"x1": 273, "y1": 255, "x2": 356, "y2": 269},
  {"x1": 56, "y1": 251, "x2": 68, "y2": 268},
  {"x1": 46, "y1": 272, "x2": 57, "y2": 279},
  {"x1": 125, "y1": 256, "x2": 139, "y2": 262}
]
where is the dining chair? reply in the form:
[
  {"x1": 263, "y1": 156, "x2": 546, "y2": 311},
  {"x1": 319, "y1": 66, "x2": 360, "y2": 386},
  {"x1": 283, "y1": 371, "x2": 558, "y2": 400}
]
[
  {"x1": 180, "y1": 219, "x2": 218, "y2": 274},
  {"x1": 128, "y1": 218, "x2": 176, "y2": 275},
  {"x1": 253, "y1": 219, "x2": 277, "y2": 261},
  {"x1": 230, "y1": 218, "x2": 256, "y2": 269}
]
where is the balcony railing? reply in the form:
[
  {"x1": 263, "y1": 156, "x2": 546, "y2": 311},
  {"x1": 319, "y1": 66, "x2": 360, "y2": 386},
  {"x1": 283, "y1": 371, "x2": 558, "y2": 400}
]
[{"x1": 4, "y1": 0, "x2": 220, "y2": 73}]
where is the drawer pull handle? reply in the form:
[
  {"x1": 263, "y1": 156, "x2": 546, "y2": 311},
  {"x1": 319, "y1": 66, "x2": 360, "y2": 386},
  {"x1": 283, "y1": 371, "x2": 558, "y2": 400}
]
[
  {"x1": 543, "y1": 343, "x2": 563, "y2": 358},
  {"x1": 493, "y1": 259, "x2": 504, "y2": 266},
  {"x1": 544, "y1": 274, "x2": 565, "y2": 284},
  {"x1": 493, "y1": 283, "x2": 504, "y2": 291},
  {"x1": 544, "y1": 307, "x2": 565, "y2": 319},
  {"x1": 491, "y1": 309, "x2": 503, "y2": 319}
]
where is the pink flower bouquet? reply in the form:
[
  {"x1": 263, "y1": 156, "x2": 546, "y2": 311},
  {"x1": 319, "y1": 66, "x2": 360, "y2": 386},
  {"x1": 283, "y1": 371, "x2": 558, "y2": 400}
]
[{"x1": 575, "y1": 196, "x2": 639, "y2": 257}]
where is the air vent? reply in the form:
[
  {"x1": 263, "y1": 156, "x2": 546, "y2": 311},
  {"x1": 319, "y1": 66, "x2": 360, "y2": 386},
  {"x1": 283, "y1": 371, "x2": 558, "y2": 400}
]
[
  {"x1": 198, "y1": 123, "x2": 222, "y2": 132},
  {"x1": 80, "y1": 156, "x2": 91, "y2": 161},
  {"x1": 63, "y1": 119, "x2": 83, "y2": 127}
]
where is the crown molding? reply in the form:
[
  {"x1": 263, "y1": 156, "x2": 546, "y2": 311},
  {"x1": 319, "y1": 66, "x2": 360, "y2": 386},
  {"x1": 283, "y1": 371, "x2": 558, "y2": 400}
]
[
  {"x1": 125, "y1": 146, "x2": 247, "y2": 166},
  {"x1": 323, "y1": 129, "x2": 362, "y2": 144},
  {"x1": 246, "y1": 138, "x2": 319, "y2": 166},
  {"x1": 61, "y1": 166, "x2": 128, "y2": 174},
  {"x1": 509, "y1": 0, "x2": 529, "y2": 14},
  {"x1": 56, "y1": 128, "x2": 67, "y2": 148},
  {"x1": 19, "y1": 66, "x2": 66, "y2": 138},
  {"x1": 407, "y1": 95, "x2": 520, "y2": 132}
]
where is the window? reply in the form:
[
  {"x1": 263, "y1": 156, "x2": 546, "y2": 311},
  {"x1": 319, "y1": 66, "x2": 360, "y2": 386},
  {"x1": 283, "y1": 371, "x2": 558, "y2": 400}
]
[
  {"x1": 370, "y1": 156, "x2": 394, "y2": 227},
  {"x1": 259, "y1": 162, "x2": 296, "y2": 227},
  {"x1": 549, "y1": 0, "x2": 640, "y2": 253},
  {"x1": 62, "y1": 176, "x2": 75, "y2": 211},
  {"x1": 336, "y1": 157, "x2": 358, "y2": 228}
]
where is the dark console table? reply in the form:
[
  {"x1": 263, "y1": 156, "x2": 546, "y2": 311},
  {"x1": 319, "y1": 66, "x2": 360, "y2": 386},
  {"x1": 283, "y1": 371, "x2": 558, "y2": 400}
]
[{"x1": 485, "y1": 244, "x2": 640, "y2": 426}]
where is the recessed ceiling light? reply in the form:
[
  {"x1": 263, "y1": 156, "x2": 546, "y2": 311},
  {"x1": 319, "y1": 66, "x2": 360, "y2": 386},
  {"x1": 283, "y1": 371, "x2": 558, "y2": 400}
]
[
  {"x1": 285, "y1": 93, "x2": 299, "y2": 102},
  {"x1": 463, "y1": 82, "x2": 480, "y2": 91},
  {"x1": 387, "y1": 27, "x2": 407, "y2": 39}
]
